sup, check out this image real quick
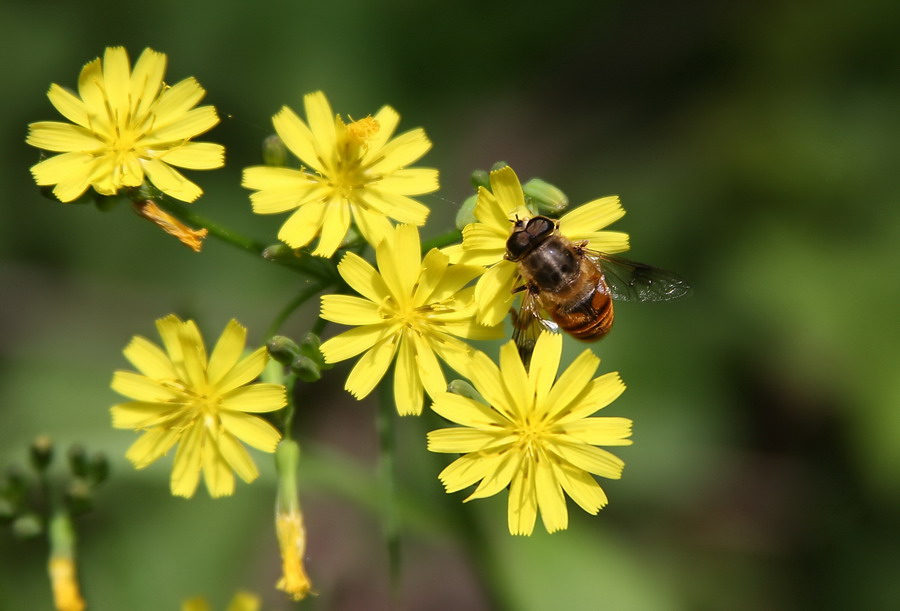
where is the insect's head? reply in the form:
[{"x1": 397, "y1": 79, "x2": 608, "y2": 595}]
[{"x1": 505, "y1": 215, "x2": 557, "y2": 261}]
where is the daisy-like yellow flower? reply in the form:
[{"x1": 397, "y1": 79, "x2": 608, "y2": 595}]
[
  {"x1": 444, "y1": 166, "x2": 630, "y2": 326},
  {"x1": 428, "y1": 332, "x2": 632, "y2": 535},
  {"x1": 27, "y1": 46, "x2": 224, "y2": 203},
  {"x1": 111, "y1": 315, "x2": 285, "y2": 498},
  {"x1": 242, "y1": 91, "x2": 438, "y2": 258},
  {"x1": 319, "y1": 224, "x2": 501, "y2": 415}
]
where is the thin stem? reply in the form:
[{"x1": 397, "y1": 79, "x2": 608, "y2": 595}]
[
  {"x1": 377, "y1": 376, "x2": 401, "y2": 591},
  {"x1": 422, "y1": 229, "x2": 462, "y2": 252},
  {"x1": 266, "y1": 281, "x2": 331, "y2": 339}
]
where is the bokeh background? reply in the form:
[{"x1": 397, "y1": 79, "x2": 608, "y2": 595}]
[{"x1": 2, "y1": 1, "x2": 900, "y2": 609}]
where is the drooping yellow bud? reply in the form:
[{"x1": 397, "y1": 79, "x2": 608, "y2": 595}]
[
  {"x1": 132, "y1": 200, "x2": 208, "y2": 252},
  {"x1": 48, "y1": 556, "x2": 85, "y2": 611}
]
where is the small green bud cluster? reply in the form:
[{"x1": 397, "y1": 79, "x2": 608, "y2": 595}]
[{"x1": 268, "y1": 332, "x2": 334, "y2": 383}]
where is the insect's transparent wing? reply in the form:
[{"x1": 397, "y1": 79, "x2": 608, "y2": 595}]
[
  {"x1": 511, "y1": 289, "x2": 558, "y2": 369},
  {"x1": 588, "y1": 252, "x2": 692, "y2": 302}
]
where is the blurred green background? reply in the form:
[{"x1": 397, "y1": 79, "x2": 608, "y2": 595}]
[{"x1": 2, "y1": 0, "x2": 900, "y2": 609}]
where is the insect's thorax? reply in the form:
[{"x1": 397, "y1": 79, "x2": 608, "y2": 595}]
[{"x1": 518, "y1": 235, "x2": 581, "y2": 292}]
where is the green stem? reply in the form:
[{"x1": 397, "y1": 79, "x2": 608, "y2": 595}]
[
  {"x1": 377, "y1": 377, "x2": 401, "y2": 590},
  {"x1": 266, "y1": 281, "x2": 331, "y2": 339},
  {"x1": 422, "y1": 229, "x2": 462, "y2": 252}
]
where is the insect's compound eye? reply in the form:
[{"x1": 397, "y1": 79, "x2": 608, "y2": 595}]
[
  {"x1": 525, "y1": 216, "x2": 554, "y2": 239},
  {"x1": 505, "y1": 229, "x2": 531, "y2": 260}
]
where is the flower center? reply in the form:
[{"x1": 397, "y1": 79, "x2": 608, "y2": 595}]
[{"x1": 326, "y1": 116, "x2": 381, "y2": 199}]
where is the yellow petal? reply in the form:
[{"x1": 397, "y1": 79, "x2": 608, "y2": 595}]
[
  {"x1": 249, "y1": 182, "x2": 324, "y2": 215},
  {"x1": 26, "y1": 121, "x2": 103, "y2": 153},
  {"x1": 311, "y1": 199, "x2": 350, "y2": 257},
  {"x1": 123, "y1": 335, "x2": 176, "y2": 379},
  {"x1": 351, "y1": 204, "x2": 394, "y2": 248},
  {"x1": 152, "y1": 77, "x2": 206, "y2": 126},
  {"x1": 465, "y1": 351, "x2": 517, "y2": 421},
  {"x1": 146, "y1": 105, "x2": 219, "y2": 143},
  {"x1": 336, "y1": 251, "x2": 390, "y2": 303},
  {"x1": 372, "y1": 168, "x2": 439, "y2": 196},
  {"x1": 320, "y1": 295, "x2": 384, "y2": 326},
  {"x1": 219, "y1": 410, "x2": 282, "y2": 452},
  {"x1": 125, "y1": 427, "x2": 179, "y2": 469},
  {"x1": 426, "y1": 262, "x2": 483, "y2": 303},
  {"x1": 142, "y1": 158, "x2": 203, "y2": 202},
  {"x1": 130, "y1": 48, "x2": 166, "y2": 119},
  {"x1": 30, "y1": 152, "x2": 94, "y2": 188},
  {"x1": 549, "y1": 442, "x2": 624, "y2": 479},
  {"x1": 427, "y1": 428, "x2": 508, "y2": 453},
  {"x1": 361, "y1": 105, "x2": 400, "y2": 163},
  {"x1": 542, "y1": 349, "x2": 600, "y2": 421},
  {"x1": 583, "y1": 231, "x2": 630, "y2": 255},
  {"x1": 435, "y1": 452, "x2": 493, "y2": 492},
  {"x1": 101, "y1": 46, "x2": 131, "y2": 121},
  {"x1": 52, "y1": 169, "x2": 93, "y2": 202},
  {"x1": 201, "y1": 438, "x2": 235, "y2": 498},
  {"x1": 490, "y1": 166, "x2": 526, "y2": 215},
  {"x1": 277, "y1": 201, "x2": 328, "y2": 247},
  {"x1": 178, "y1": 320, "x2": 209, "y2": 393},
  {"x1": 367, "y1": 128, "x2": 432, "y2": 174},
  {"x1": 319, "y1": 323, "x2": 396, "y2": 363},
  {"x1": 243, "y1": 165, "x2": 311, "y2": 191},
  {"x1": 363, "y1": 189, "x2": 430, "y2": 225},
  {"x1": 110, "y1": 401, "x2": 169, "y2": 429},
  {"x1": 410, "y1": 332, "x2": 446, "y2": 399},
  {"x1": 552, "y1": 460, "x2": 608, "y2": 514},
  {"x1": 218, "y1": 432, "x2": 260, "y2": 483},
  {"x1": 111, "y1": 371, "x2": 179, "y2": 402},
  {"x1": 344, "y1": 336, "x2": 398, "y2": 400},
  {"x1": 171, "y1": 423, "x2": 204, "y2": 497},
  {"x1": 215, "y1": 346, "x2": 268, "y2": 395},
  {"x1": 303, "y1": 91, "x2": 336, "y2": 165},
  {"x1": 47, "y1": 84, "x2": 89, "y2": 127},
  {"x1": 528, "y1": 332, "x2": 562, "y2": 408},
  {"x1": 207, "y1": 319, "x2": 246, "y2": 387},
  {"x1": 77, "y1": 57, "x2": 105, "y2": 118},
  {"x1": 473, "y1": 260, "x2": 519, "y2": 326},
  {"x1": 507, "y1": 461, "x2": 538, "y2": 536},
  {"x1": 272, "y1": 105, "x2": 325, "y2": 173},
  {"x1": 429, "y1": 392, "x2": 508, "y2": 429},
  {"x1": 558, "y1": 372, "x2": 626, "y2": 424},
  {"x1": 559, "y1": 196, "x2": 624, "y2": 235},
  {"x1": 535, "y1": 451, "x2": 568, "y2": 533},
  {"x1": 157, "y1": 142, "x2": 224, "y2": 169},
  {"x1": 375, "y1": 224, "x2": 420, "y2": 300},
  {"x1": 559, "y1": 417, "x2": 633, "y2": 446},
  {"x1": 412, "y1": 248, "x2": 448, "y2": 306},
  {"x1": 220, "y1": 383, "x2": 287, "y2": 413},
  {"x1": 499, "y1": 339, "x2": 530, "y2": 416},
  {"x1": 393, "y1": 334, "x2": 423, "y2": 416},
  {"x1": 464, "y1": 450, "x2": 520, "y2": 501}
]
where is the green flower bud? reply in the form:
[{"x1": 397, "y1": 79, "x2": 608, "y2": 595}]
[
  {"x1": 64, "y1": 480, "x2": 93, "y2": 516},
  {"x1": 470, "y1": 169, "x2": 490, "y2": 190},
  {"x1": 455, "y1": 194, "x2": 478, "y2": 230},
  {"x1": 3, "y1": 467, "x2": 27, "y2": 504},
  {"x1": 291, "y1": 355, "x2": 322, "y2": 383},
  {"x1": 0, "y1": 497, "x2": 16, "y2": 523},
  {"x1": 29, "y1": 435, "x2": 54, "y2": 473},
  {"x1": 268, "y1": 335, "x2": 301, "y2": 366},
  {"x1": 263, "y1": 134, "x2": 288, "y2": 167},
  {"x1": 523, "y1": 178, "x2": 569, "y2": 215},
  {"x1": 88, "y1": 453, "x2": 109, "y2": 486},
  {"x1": 11, "y1": 512, "x2": 42, "y2": 539},
  {"x1": 296, "y1": 332, "x2": 331, "y2": 370},
  {"x1": 447, "y1": 379, "x2": 486, "y2": 404},
  {"x1": 262, "y1": 243, "x2": 297, "y2": 262},
  {"x1": 67, "y1": 445, "x2": 88, "y2": 478}
]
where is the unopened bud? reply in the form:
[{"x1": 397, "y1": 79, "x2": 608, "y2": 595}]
[
  {"x1": 263, "y1": 134, "x2": 288, "y2": 167},
  {"x1": 296, "y1": 332, "x2": 330, "y2": 370},
  {"x1": 12, "y1": 512, "x2": 42, "y2": 539},
  {"x1": 291, "y1": 355, "x2": 321, "y2": 383},
  {"x1": 67, "y1": 445, "x2": 88, "y2": 478},
  {"x1": 447, "y1": 379, "x2": 486, "y2": 404},
  {"x1": 455, "y1": 194, "x2": 478, "y2": 230},
  {"x1": 30, "y1": 435, "x2": 54, "y2": 472},
  {"x1": 470, "y1": 169, "x2": 490, "y2": 190},
  {"x1": 0, "y1": 498, "x2": 15, "y2": 523},
  {"x1": 64, "y1": 480, "x2": 93, "y2": 516},
  {"x1": 523, "y1": 178, "x2": 569, "y2": 215},
  {"x1": 262, "y1": 244, "x2": 297, "y2": 262},
  {"x1": 88, "y1": 453, "x2": 109, "y2": 486},
  {"x1": 268, "y1": 336, "x2": 301, "y2": 366}
]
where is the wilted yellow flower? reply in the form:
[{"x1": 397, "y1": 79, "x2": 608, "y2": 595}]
[
  {"x1": 319, "y1": 224, "x2": 500, "y2": 415},
  {"x1": 111, "y1": 315, "x2": 285, "y2": 498},
  {"x1": 242, "y1": 91, "x2": 438, "y2": 257},
  {"x1": 132, "y1": 200, "x2": 208, "y2": 251},
  {"x1": 444, "y1": 166, "x2": 630, "y2": 326},
  {"x1": 27, "y1": 47, "x2": 224, "y2": 203},
  {"x1": 428, "y1": 333, "x2": 632, "y2": 535},
  {"x1": 274, "y1": 440, "x2": 313, "y2": 601},
  {"x1": 48, "y1": 557, "x2": 84, "y2": 611}
]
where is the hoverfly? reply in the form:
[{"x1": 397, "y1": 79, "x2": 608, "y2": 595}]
[{"x1": 506, "y1": 215, "x2": 691, "y2": 366}]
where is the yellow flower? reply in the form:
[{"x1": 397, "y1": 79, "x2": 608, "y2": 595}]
[
  {"x1": 48, "y1": 556, "x2": 84, "y2": 611},
  {"x1": 27, "y1": 46, "x2": 224, "y2": 203},
  {"x1": 242, "y1": 91, "x2": 438, "y2": 258},
  {"x1": 428, "y1": 332, "x2": 632, "y2": 535},
  {"x1": 319, "y1": 224, "x2": 501, "y2": 415},
  {"x1": 111, "y1": 315, "x2": 285, "y2": 498},
  {"x1": 444, "y1": 166, "x2": 630, "y2": 326}
]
